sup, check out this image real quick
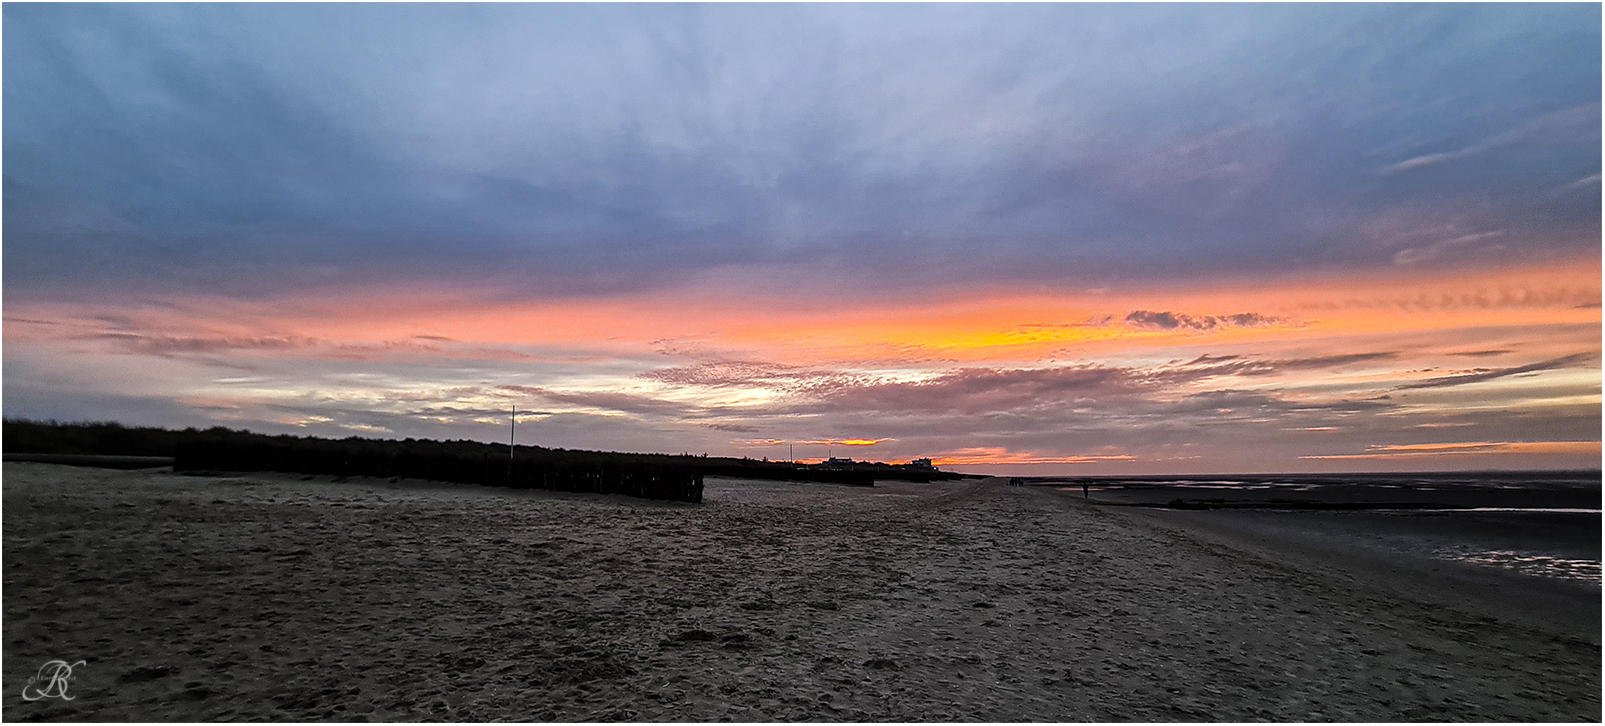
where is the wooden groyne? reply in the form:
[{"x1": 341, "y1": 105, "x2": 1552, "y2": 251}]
[{"x1": 174, "y1": 440, "x2": 704, "y2": 503}]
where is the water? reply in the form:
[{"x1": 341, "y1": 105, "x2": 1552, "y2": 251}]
[
  {"x1": 1054, "y1": 471, "x2": 1601, "y2": 509},
  {"x1": 1433, "y1": 546, "x2": 1602, "y2": 584},
  {"x1": 1048, "y1": 471, "x2": 1602, "y2": 587}
]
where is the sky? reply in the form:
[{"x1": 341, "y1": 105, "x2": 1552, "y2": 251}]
[{"x1": 4, "y1": 3, "x2": 1600, "y2": 475}]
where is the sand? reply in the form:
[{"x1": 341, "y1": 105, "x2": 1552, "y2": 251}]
[{"x1": 3, "y1": 462, "x2": 1599, "y2": 721}]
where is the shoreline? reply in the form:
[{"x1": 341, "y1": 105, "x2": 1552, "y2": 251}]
[
  {"x1": 1120, "y1": 505, "x2": 1600, "y2": 644},
  {"x1": 4, "y1": 463, "x2": 1599, "y2": 721}
]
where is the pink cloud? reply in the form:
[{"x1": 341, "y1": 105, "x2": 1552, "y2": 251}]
[{"x1": 931, "y1": 447, "x2": 1135, "y2": 466}]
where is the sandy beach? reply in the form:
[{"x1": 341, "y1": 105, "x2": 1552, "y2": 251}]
[{"x1": 4, "y1": 462, "x2": 1599, "y2": 721}]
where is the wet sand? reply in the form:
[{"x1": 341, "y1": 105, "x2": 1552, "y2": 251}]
[
  {"x1": 1075, "y1": 472, "x2": 1601, "y2": 511},
  {"x1": 4, "y1": 463, "x2": 1599, "y2": 721}
]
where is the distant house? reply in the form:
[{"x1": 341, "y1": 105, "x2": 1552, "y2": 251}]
[{"x1": 909, "y1": 458, "x2": 934, "y2": 469}]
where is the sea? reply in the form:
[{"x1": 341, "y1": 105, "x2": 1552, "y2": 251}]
[{"x1": 1047, "y1": 471, "x2": 1602, "y2": 587}]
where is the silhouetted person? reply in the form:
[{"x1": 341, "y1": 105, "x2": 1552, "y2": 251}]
[{"x1": 1082, "y1": 482, "x2": 1089, "y2": 499}]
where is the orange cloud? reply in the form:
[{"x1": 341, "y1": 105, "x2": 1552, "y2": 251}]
[
  {"x1": 931, "y1": 447, "x2": 1136, "y2": 466},
  {"x1": 731, "y1": 437, "x2": 892, "y2": 447},
  {"x1": 11, "y1": 255, "x2": 1596, "y2": 372},
  {"x1": 6, "y1": 255, "x2": 1596, "y2": 475}
]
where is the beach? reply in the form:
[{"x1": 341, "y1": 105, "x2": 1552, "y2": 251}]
[{"x1": 4, "y1": 462, "x2": 1599, "y2": 722}]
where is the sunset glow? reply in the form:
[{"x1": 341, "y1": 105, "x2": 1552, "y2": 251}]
[{"x1": 5, "y1": 4, "x2": 1599, "y2": 474}]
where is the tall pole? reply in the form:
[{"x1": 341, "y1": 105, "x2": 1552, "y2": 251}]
[{"x1": 509, "y1": 404, "x2": 516, "y2": 463}]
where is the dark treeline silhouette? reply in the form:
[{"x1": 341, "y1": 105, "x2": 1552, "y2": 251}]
[
  {"x1": 4, "y1": 419, "x2": 192, "y2": 457},
  {"x1": 3, "y1": 420, "x2": 960, "y2": 499}
]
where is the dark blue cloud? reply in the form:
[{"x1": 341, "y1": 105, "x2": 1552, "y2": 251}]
[{"x1": 5, "y1": 3, "x2": 1599, "y2": 300}]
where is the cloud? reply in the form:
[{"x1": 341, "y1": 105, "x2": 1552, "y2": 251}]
[
  {"x1": 1397, "y1": 352, "x2": 1596, "y2": 389},
  {"x1": 1172, "y1": 351, "x2": 1398, "y2": 379},
  {"x1": 781, "y1": 356, "x2": 1404, "y2": 419},
  {"x1": 1272, "y1": 352, "x2": 1399, "y2": 370},
  {"x1": 1018, "y1": 318, "x2": 1111, "y2": 329},
  {"x1": 1555, "y1": 173, "x2": 1602, "y2": 193},
  {"x1": 806, "y1": 365, "x2": 1142, "y2": 415},
  {"x1": 641, "y1": 361, "x2": 809, "y2": 387},
  {"x1": 1392, "y1": 230, "x2": 1503, "y2": 266},
  {"x1": 1159, "y1": 389, "x2": 1387, "y2": 417},
  {"x1": 1383, "y1": 153, "x2": 1456, "y2": 174},
  {"x1": 5, "y1": 4, "x2": 1600, "y2": 305},
  {"x1": 1301, "y1": 440, "x2": 1600, "y2": 459},
  {"x1": 732, "y1": 437, "x2": 892, "y2": 447},
  {"x1": 640, "y1": 360, "x2": 889, "y2": 401},
  {"x1": 3, "y1": 4, "x2": 1599, "y2": 475},
  {"x1": 1381, "y1": 103, "x2": 1601, "y2": 175},
  {"x1": 496, "y1": 385, "x2": 693, "y2": 417},
  {"x1": 1123, "y1": 310, "x2": 1286, "y2": 332},
  {"x1": 930, "y1": 447, "x2": 1135, "y2": 466},
  {"x1": 701, "y1": 422, "x2": 762, "y2": 433},
  {"x1": 92, "y1": 333, "x2": 315, "y2": 356},
  {"x1": 48, "y1": 317, "x2": 590, "y2": 367},
  {"x1": 643, "y1": 354, "x2": 1406, "y2": 420}
]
